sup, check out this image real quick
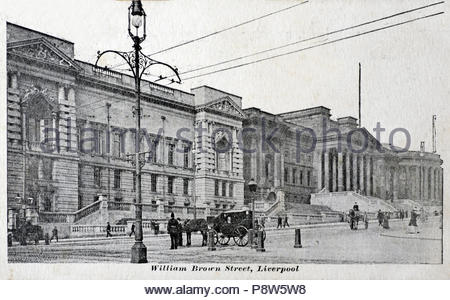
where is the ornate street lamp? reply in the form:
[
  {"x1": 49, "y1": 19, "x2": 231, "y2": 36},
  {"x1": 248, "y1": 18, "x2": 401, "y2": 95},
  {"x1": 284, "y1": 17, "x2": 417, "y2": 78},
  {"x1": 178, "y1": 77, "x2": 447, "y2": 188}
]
[{"x1": 95, "y1": 0, "x2": 181, "y2": 264}]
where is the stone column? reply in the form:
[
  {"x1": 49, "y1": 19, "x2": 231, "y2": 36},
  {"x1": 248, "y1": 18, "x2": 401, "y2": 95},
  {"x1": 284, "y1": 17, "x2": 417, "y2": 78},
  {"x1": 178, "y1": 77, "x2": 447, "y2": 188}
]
[
  {"x1": 393, "y1": 168, "x2": 399, "y2": 200},
  {"x1": 259, "y1": 139, "x2": 265, "y2": 185},
  {"x1": 323, "y1": 151, "x2": 329, "y2": 192},
  {"x1": 274, "y1": 152, "x2": 280, "y2": 187},
  {"x1": 353, "y1": 154, "x2": 358, "y2": 192},
  {"x1": 365, "y1": 155, "x2": 371, "y2": 196},
  {"x1": 338, "y1": 151, "x2": 344, "y2": 192},
  {"x1": 440, "y1": 168, "x2": 443, "y2": 202},
  {"x1": 431, "y1": 168, "x2": 436, "y2": 201},
  {"x1": 250, "y1": 138, "x2": 257, "y2": 180},
  {"x1": 331, "y1": 151, "x2": 337, "y2": 192},
  {"x1": 345, "y1": 152, "x2": 351, "y2": 191},
  {"x1": 280, "y1": 151, "x2": 285, "y2": 187},
  {"x1": 359, "y1": 155, "x2": 365, "y2": 194},
  {"x1": 315, "y1": 151, "x2": 322, "y2": 191},
  {"x1": 423, "y1": 167, "x2": 428, "y2": 201}
]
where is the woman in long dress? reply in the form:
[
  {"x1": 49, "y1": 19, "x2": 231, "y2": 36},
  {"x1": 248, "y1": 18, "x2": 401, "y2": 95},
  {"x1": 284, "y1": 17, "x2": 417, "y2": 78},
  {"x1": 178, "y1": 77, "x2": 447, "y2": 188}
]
[{"x1": 408, "y1": 208, "x2": 420, "y2": 233}]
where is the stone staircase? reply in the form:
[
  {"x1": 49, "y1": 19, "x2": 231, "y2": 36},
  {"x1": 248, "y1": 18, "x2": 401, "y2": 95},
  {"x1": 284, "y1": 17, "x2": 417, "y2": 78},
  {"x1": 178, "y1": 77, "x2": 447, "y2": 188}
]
[{"x1": 310, "y1": 191, "x2": 397, "y2": 213}]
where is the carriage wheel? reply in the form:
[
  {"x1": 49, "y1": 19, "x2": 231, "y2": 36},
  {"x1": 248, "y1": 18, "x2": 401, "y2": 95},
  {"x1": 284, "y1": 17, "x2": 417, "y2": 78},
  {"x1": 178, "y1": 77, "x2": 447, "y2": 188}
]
[
  {"x1": 218, "y1": 233, "x2": 230, "y2": 246},
  {"x1": 233, "y1": 226, "x2": 248, "y2": 247}
]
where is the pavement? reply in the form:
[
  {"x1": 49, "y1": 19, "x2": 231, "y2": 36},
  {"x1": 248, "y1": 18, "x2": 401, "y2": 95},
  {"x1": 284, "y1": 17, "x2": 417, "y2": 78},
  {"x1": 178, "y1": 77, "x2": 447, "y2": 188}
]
[{"x1": 7, "y1": 217, "x2": 442, "y2": 264}]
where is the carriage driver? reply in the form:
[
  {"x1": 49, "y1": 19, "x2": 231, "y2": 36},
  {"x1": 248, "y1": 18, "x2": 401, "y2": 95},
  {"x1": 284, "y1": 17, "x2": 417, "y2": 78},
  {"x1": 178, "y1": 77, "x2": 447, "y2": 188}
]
[
  {"x1": 168, "y1": 212, "x2": 180, "y2": 250},
  {"x1": 353, "y1": 202, "x2": 359, "y2": 212}
]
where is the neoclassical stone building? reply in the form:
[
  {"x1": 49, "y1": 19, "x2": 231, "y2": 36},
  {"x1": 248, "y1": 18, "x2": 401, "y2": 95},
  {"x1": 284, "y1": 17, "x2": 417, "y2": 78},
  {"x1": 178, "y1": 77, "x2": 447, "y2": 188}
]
[
  {"x1": 6, "y1": 23, "x2": 245, "y2": 228},
  {"x1": 6, "y1": 23, "x2": 443, "y2": 230},
  {"x1": 243, "y1": 106, "x2": 443, "y2": 209}
]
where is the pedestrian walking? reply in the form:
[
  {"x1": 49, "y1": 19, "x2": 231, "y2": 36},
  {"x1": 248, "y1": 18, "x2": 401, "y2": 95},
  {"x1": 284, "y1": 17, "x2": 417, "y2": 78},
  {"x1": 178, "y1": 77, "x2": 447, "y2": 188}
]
[
  {"x1": 129, "y1": 223, "x2": 135, "y2": 237},
  {"x1": 284, "y1": 215, "x2": 290, "y2": 228},
  {"x1": 382, "y1": 212, "x2": 390, "y2": 229},
  {"x1": 50, "y1": 226, "x2": 58, "y2": 242},
  {"x1": 177, "y1": 218, "x2": 183, "y2": 247},
  {"x1": 377, "y1": 210, "x2": 384, "y2": 226},
  {"x1": 106, "y1": 222, "x2": 112, "y2": 237},
  {"x1": 408, "y1": 207, "x2": 420, "y2": 234},
  {"x1": 277, "y1": 216, "x2": 283, "y2": 229},
  {"x1": 167, "y1": 212, "x2": 179, "y2": 249}
]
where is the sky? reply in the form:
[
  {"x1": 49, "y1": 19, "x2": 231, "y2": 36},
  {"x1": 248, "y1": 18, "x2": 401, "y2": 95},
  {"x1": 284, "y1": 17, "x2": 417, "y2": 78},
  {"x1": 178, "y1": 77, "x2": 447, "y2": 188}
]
[{"x1": 2, "y1": 0, "x2": 449, "y2": 196}]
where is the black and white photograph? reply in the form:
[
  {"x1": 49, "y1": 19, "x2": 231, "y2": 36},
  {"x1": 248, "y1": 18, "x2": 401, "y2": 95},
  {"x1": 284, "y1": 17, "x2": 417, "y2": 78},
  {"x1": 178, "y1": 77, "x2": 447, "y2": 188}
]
[{"x1": 1, "y1": 0, "x2": 449, "y2": 281}]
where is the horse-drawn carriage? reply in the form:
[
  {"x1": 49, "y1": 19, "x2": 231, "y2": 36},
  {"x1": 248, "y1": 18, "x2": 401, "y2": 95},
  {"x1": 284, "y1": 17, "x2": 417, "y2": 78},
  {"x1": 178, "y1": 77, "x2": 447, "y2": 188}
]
[
  {"x1": 209, "y1": 209, "x2": 266, "y2": 247},
  {"x1": 181, "y1": 209, "x2": 266, "y2": 247},
  {"x1": 348, "y1": 209, "x2": 368, "y2": 230},
  {"x1": 11, "y1": 220, "x2": 44, "y2": 245}
]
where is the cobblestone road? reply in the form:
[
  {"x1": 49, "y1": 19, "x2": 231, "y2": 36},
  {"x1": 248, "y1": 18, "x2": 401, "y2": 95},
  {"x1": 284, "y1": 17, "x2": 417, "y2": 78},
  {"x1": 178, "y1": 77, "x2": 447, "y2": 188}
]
[{"x1": 8, "y1": 218, "x2": 442, "y2": 264}]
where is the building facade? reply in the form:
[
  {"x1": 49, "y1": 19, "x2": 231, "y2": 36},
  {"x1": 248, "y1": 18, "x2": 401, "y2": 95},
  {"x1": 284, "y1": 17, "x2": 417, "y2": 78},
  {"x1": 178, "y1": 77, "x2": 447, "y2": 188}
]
[
  {"x1": 6, "y1": 23, "x2": 443, "y2": 229},
  {"x1": 6, "y1": 23, "x2": 245, "y2": 227}
]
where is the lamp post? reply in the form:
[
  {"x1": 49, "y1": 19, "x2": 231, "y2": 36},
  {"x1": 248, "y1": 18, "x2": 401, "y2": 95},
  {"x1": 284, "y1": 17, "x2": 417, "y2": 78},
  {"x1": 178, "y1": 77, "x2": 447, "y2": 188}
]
[
  {"x1": 420, "y1": 141, "x2": 425, "y2": 203},
  {"x1": 248, "y1": 179, "x2": 257, "y2": 248},
  {"x1": 95, "y1": 0, "x2": 181, "y2": 263},
  {"x1": 192, "y1": 148, "x2": 197, "y2": 219}
]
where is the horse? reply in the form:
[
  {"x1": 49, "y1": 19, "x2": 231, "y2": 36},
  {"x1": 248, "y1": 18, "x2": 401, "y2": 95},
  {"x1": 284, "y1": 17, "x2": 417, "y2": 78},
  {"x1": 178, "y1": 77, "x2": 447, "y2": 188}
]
[{"x1": 182, "y1": 219, "x2": 208, "y2": 247}]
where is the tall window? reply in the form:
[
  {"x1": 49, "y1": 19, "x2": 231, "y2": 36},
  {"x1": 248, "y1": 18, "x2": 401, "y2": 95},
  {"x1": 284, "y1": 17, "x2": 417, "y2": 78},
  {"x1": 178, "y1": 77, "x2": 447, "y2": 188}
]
[
  {"x1": 183, "y1": 178, "x2": 189, "y2": 195},
  {"x1": 168, "y1": 144, "x2": 175, "y2": 165},
  {"x1": 114, "y1": 169, "x2": 121, "y2": 189},
  {"x1": 132, "y1": 171, "x2": 136, "y2": 192},
  {"x1": 27, "y1": 117, "x2": 41, "y2": 142},
  {"x1": 222, "y1": 181, "x2": 226, "y2": 196},
  {"x1": 300, "y1": 170, "x2": 304, "y2": 185},
  {"x1": 93, "y1": 167, "x2": 101, "y2": 187},
  {"x1": 292, "y1": 168, "x2": 297, "y2": 184},
  {"x1": 95, "y1": 129, "x2": 105, "y2": 155},
  {"x1": 168, "y1": 176, "x2": 174, "y2": 194},
  {"x1": 151, "y1": 174, "x2": 157, "y2": 192},
  {"x1": 284, "y1": 168, "x2": 288, "y2": 183},
  {"x1": 184, "y1": 145, "x2": 190, "y2": 168},
  {"x1": 307, "y1": 171, "x2": 311, "y2": 186},
  {"x1": 64, "y1": 87, "x2": 70, "y2": 100},
  {"x1": 214, "y1": 179, "x2": 219, "y2": 196},
  {"x1": 113, "y1": 133, "x2": 121, "y2": 157},
  {"x1": 229, "y1": 183, "x2": 233, "y2": 197}
]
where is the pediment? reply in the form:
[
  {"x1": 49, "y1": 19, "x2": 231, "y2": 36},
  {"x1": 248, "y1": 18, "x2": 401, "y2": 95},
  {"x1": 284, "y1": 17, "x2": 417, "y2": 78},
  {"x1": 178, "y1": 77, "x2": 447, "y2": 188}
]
[
  {"x1": 199, "y1": 96, "x2": 246, "y2": 119},
  {"x1": 7, "y1": 38, "x2": 81, "y2": 71}
]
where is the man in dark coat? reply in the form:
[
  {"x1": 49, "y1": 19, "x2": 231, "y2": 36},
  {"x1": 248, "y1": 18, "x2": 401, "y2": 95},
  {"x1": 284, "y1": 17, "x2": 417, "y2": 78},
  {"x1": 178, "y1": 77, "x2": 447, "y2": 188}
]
[
  {"x1": 277, "y1": 216, "x2": 283, "y2": 229},
  {"x1": 50, "y1": 226, "x2": 58, "y2": 242},
  {"x1": 106, "y1": 222, "x2": 112, "y2": 237},
  {"x1": 129, "y1": 223, "x2": 135, "y2": 237},
  {"x1": 377, "y1": 210, "x2": 384, "y2": 226},
  {"x1": 168, "y1": 212, "x2": 179, "y2": 249},
  {"x1": 353, "y1": 202, "x2": 359, "y2": 212}
]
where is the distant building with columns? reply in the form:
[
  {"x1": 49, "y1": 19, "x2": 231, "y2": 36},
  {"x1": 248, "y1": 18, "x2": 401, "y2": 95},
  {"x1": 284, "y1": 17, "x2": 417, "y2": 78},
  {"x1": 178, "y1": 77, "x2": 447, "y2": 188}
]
[{"x1": 243, "y1": 106, "x2": 443, "y2": 209}]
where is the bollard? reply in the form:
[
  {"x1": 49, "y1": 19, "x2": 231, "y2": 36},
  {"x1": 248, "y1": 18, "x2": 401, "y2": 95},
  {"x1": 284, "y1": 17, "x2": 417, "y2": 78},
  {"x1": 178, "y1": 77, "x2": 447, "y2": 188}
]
[
  {"x1": 45, "y1": 233, "x2": 50, "y2": 245},
  {"x1": 294, "y1": 228, "x2": 302, "y2": 248},
  {"x1": 248, "y1": 229, "x2": 256, "y2": 248},
  {"x1": 207, "y1": 230, "x2": 216, "y2": 251},
  {"x1": 256, "y1": 230, "x2": 265, "y2": 252},
  {"x1": 7, "y1": 233, "x2": 12, "y2": 247}
]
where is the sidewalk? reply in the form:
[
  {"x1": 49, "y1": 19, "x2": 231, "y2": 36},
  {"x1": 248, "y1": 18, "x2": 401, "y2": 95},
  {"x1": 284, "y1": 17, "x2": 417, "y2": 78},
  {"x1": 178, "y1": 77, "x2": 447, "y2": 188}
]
[
  {"x1": 9, "y1": 219, "x2": 401, "y2": 246},
  {"x1": 379, "y1": 219, "x2": 442, "y2": 241}
]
